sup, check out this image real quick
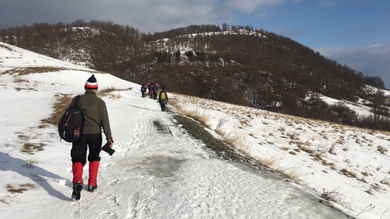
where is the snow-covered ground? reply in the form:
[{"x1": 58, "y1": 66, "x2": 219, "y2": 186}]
[{"x1": 0, "y1": 42, "x2": 389, "y2": 219}]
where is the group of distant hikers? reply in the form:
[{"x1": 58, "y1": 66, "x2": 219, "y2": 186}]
[{"x1": 141, "y1": 82, "x2": 169, "y2": 111}]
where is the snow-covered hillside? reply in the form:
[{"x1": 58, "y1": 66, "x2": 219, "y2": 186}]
[{"x1": 1, "y1": 42, "x2": 389, "y2": 219}]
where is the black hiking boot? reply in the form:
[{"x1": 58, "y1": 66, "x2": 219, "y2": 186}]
[
  {"x1": 87, "y1": 185, "x2": 97, "y2": 192},
  {"x1": 71, "y1": 182, "x2": 83, "y2": 201}
]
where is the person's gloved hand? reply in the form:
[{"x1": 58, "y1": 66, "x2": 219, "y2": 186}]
[
  {"x1": 102, "y1": 138, "x2": 115, "y2": 156},
  {"x1": 106, "y1": 138, "x2": 114, "y2": 147}
]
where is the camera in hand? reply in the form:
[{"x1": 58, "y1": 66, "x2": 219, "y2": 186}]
[{"x1": 102, "y1": 142, "x2": 115, "y2": 155}]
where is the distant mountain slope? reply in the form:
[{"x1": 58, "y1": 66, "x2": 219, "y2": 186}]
[{"x1": 0, "y1": 21, "x2": 389, "y2": 131}]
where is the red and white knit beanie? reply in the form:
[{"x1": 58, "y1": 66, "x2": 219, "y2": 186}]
[{"x1": 85, "y1": 74, "x2": 98, "y2": 90}]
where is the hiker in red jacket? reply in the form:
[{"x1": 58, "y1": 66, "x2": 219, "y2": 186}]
[
  {"x1": 149, "y1": 83, "x2": 155, "y2": 99},
  {"x1": 70, "y1": 74, "x2": 114, "y2": 200}
]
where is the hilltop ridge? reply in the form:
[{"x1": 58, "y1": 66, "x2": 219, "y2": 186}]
[{"x1": 1, "y1": 21, "x2": 389, "y2": 131}]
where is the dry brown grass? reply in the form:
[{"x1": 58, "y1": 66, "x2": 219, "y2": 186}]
[
  {"x1": 357, "y1": 177, "x2": 368, "y2": 183},
  {"x1": 21, "y1": 142, "x2": 45, "y2": 155},
  {"x1": 371, "y1": 183, "x2": 381, "y2": 192},
  {"x1": 289, "y1": 133, "x2": 300, "y2": 140},
  {"x1": 17, "y1": 134, "x2": 30, "y2": 141},
  {"x1": 336, "y1": 136, "x2": 345, "y2": 145},
  {"x1": 13, "y1": 76, "x2": 39, "y2": 91},
  {"x1": 257, "y1": 157, "x2": 276, "y2": 167},
  {"x1": 5, "y1": 67, "x2": 66, "y2": 75},
  {"x1": 191, "y1": 114, "x2": 209, "y2": 128},
  {"x1": 274, "y1": 167, "x2": 303, "y2": 184},
  {"x1": 170, "y1": 98, "x2": 202, "y2": 120},
  {"x1": 378, "y1": 146, "x2": 388, "y2": 155},
  {"x1": 322, "y1": 160, "x2": 336, "y2": 169},
  {"x1": 320, "y1": 188, "x2": 341, "y2": 203},
  {"x1": 340, "y1": 168, "x2": 357, "y2": 178},
  {"x1": 171, "y1": 99, "x2": 210, "y2": 129},
  {"x1": 380, "y1": 178, "x2": 390, "y2": 187},
  {"x1": 215, "y1": 116, "x2": 228, "y2": 133},
  {"x1": 16, "y1": 133, "x2": 45, "y2": 154},
  {"x1": 6, "y1": 183, "x2": 36, "y2": 194},
  {"x1": 0, "y1": 44, "x2": 13, "y2": 51},
  {"x1": 365, "y1": 189, "x2": 373, "y2": 195},
  {"x1": 99, "y1": 86, "x2": 133, "y2": 99},
  {"x1": 0, "y1": 198, "x2": 10, "y2": 205},
  {"x1": 41, "y1": 93, "x2": 73, "y2": 126},
  {"x1": 248, "y1": 133, "x2": 257, "y2": 138},
  {"x1": 297, "y1": 143, "x2": 314, "y2": 154},
  {"x1": 13, "y1": 77, "x2": 29, "y2": 83},
  {"x1": 328, "y1": 145, "x2": 337, "y2": 155},
  {"x1": 23, "y1": 158, "x2": 39, "y2": 168}
]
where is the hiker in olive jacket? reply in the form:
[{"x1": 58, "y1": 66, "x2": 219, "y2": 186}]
[{"x1": 70, "y1": 74, "x2": 114, "y2": 199}]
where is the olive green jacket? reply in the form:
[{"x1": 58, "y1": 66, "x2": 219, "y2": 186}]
[{"x1": 71, "y1": 90, "x2": 112, "y2": 139}]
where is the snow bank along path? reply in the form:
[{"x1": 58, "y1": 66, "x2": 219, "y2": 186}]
[
  {"x1": 61, "y1": 89, "x2": 349, "y2": 218},
  {"x1": 0, "y1": 66, "x2": 350, "y2": 218}
]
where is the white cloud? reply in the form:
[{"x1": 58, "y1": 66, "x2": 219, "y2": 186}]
[
  {"x1": 0, "y1": 0, "x2": 290, "y2": 32},
  {"x1": 220, "y1": 0, "x2": 285, "y2": 13}
]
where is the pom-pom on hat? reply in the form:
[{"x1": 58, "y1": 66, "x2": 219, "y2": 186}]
[{"x1": 85, "y1": 74, "x2": 98, "y2": 90}]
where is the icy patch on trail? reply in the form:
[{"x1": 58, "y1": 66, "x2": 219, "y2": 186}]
[{"x1": 116, "y1": 155, "x2": 186, "y2": 178}]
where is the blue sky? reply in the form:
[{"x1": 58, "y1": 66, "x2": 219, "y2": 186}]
[
  {"x1": 248, "y1": 0, "x2": 389, "y2": 48},
  {"x1": 0, "y1": 0, "x2": 389, "y2": 89}
]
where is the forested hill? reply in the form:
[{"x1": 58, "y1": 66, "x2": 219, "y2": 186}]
[{"x1": 0, "y1": 20, "x2": 389, "y2": 131}]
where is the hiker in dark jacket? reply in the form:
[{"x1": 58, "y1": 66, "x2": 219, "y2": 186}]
[
  {"x1": 141, "y1": 84, "x2": 147, "y2": 97},
  {"x1": 158, "y1": 86, "x2": 169, "y2": 111},
  {"x1": 70, "y1": 74, "x2": 114, "y2": 199},
  {"x1": 153, "y1": 84, "x2": 158, "y2": 100}
]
